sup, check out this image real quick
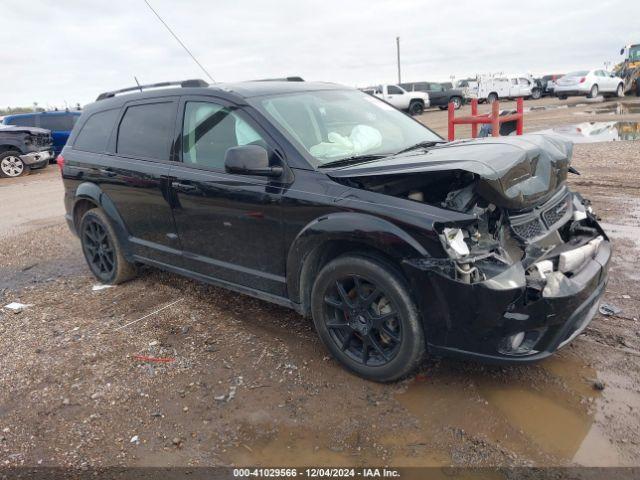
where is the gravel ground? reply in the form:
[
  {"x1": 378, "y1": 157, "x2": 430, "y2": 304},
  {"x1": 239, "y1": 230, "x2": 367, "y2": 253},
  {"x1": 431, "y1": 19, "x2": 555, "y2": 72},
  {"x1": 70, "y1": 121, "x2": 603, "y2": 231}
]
[{"x1": 0, "y1": 97, "x2": 639, "y2": 469}]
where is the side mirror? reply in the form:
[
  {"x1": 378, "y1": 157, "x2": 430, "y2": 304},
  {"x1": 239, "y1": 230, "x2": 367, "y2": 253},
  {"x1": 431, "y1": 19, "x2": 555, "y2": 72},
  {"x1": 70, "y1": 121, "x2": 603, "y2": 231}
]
[
  {"x1": 620, "y1": 48, "x2": 625, "y2": 55},
  {"x1": 225, "y1": 145, "x2": 283, "y2": 177}
]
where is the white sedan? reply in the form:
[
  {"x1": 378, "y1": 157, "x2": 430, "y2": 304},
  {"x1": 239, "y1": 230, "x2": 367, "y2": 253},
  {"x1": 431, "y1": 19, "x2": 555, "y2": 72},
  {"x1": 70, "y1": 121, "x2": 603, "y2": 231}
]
[{"x1": 555, "y1": 69, "x2": 624, "y2": 99}]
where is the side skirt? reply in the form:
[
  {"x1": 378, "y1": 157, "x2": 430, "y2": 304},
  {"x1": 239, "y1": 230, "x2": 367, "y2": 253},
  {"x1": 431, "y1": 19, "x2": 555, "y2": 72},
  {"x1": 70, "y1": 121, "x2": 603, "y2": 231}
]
[{"x1": 132, "y1": 255, "x2": 305, "y2": 315}]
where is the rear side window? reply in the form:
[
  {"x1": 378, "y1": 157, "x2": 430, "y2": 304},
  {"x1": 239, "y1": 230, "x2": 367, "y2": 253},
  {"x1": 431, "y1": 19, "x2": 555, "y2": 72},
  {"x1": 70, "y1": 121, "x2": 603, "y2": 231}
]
[
  {"x1": 6, "y1": 115, "x2": 36, "y2": 127},
  {"x1": 117, "y1": 102, "x2": 174, "y2": 160},
  {"x1": 74, "y1": 109, "x2": 120, "y2": 153},
  {"x1": 40, "y1": 115, "x2": 78, "y2": 131}
]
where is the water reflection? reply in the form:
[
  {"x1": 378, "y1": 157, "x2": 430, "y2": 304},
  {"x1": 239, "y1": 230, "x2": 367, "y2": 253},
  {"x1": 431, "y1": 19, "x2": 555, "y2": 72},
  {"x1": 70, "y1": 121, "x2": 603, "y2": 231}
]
[{"x1": 536, "y1": 121, "x2": 640, "y2": 142}]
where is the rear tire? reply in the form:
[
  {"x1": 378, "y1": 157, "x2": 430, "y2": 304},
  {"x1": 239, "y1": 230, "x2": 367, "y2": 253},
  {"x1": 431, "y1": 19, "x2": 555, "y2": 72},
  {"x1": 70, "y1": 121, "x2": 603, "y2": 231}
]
[
  {"x1": 0, "y1": 151, "x2": 30, "y2": 178},
  {"x1": 408, "y1": 100, "x2": 424, "y2": 116},
  {"x1": 558, "y1": 94, "x2": 568, "y2": 100},
  {"x1": 588, "y1": 84, "x2": 599, "y2": 99},
  {"x1": 79, "y1": 209, "x2": 137, "y2": 285},
  {"x1": 310, "y1": 254, "x2": 425, "y2": 382}
]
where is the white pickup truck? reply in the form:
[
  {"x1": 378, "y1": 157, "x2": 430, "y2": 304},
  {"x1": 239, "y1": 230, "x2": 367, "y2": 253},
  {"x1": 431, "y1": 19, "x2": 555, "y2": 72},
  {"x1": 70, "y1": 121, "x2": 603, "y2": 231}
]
[{"x1": 361, "y1": 84, "x2": 430, "y2": 115}]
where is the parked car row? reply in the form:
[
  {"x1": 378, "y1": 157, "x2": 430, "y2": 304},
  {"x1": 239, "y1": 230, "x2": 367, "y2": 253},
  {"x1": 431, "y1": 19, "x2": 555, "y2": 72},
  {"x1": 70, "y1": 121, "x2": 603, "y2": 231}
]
[
  {"x1": 2, "y1": 110, "x2": 80, "y2": 156},
  {"x1": 361, "y1": 84, "x2": 429, "y2": 115}
]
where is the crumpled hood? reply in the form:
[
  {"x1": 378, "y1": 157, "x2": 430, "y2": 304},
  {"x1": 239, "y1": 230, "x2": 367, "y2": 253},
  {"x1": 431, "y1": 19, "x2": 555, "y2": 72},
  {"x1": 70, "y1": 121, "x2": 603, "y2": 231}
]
[
  {"x1": 0, "y1": 125, "x2": 50, "y2": 135},
  {"x1": 326, "y1": 134, "x2": 573, "y2": 210}
]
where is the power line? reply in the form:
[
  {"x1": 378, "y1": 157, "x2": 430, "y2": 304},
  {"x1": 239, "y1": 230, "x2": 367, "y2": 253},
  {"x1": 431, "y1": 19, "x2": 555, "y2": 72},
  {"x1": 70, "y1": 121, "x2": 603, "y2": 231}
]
[{"x1": 142, "y1": 0, "x2": 215, "y2": 83}]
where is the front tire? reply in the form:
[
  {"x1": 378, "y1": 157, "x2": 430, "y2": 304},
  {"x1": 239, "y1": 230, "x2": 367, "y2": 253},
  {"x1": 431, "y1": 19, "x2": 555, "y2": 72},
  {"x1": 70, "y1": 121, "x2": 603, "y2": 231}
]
[
  {"x1": 311, "y1": 254, "x2": 425, "y2": 382},
  {"x1": 408, "y1": 101, "x2": 424, "y2": 116},
  {"x1": 531, "y1": 88, "x2": 542, "y2": 100},
  {"x1": 79, "y1": 209, "x2": 137, "y2": 285},
  {"x1": 0, "y1": 151, "x2": 30, "y2": 178},
  {"x1": 588, "y1": 84, "x2": 599, "y2": 99},
  {"x1": 487, "y1": 92, "x2": 498, "y2": 104},
  {"x1": 616, "y1": 83, "x2": 624, "y2": 98},
  {"x1": 450, "y1": 96, "x2": 462, "y2": 109}
]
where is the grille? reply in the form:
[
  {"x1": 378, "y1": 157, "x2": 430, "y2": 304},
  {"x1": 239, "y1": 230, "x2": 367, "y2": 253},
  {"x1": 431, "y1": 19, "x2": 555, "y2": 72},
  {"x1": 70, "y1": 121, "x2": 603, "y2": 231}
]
[
  {"x1": 543, "y1": 197, "x2": 569, "y2": 227},
  {"x1": 511, "y1": 218, "x2": 545, "y2": 239}
]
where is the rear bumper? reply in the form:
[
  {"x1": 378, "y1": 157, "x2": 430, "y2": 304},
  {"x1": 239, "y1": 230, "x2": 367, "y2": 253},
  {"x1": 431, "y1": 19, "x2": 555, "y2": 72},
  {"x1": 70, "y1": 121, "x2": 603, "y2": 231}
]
[
  {"x1": 406, "y1": 232, "x2": 611, "y2": 364},
  {"x1": 20, "y1": 150, "x2": 53, "y2": 168}
]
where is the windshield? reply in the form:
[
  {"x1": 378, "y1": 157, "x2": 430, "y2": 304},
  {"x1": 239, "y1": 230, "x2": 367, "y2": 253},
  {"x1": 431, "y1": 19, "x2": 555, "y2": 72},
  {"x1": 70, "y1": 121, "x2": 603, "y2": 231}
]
[
  {"x1": 565, "y1": 71, "x2": 588, "y2": 77},
  {"x1": 630, "y1": 45, "x2": 640, "y2": 61},
  {"x1": 252, "y1": 89, "x2": 442, "y2": 167}
]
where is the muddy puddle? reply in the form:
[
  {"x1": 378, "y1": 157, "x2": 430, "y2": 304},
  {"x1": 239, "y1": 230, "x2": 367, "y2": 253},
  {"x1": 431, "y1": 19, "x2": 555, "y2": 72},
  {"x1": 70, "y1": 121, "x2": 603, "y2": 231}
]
[
  {"x1": 535, "y1": 121, "x2": 640, "y2": 142},
  {"x1": 225, "y1": 354, "x2": 621, "y2": 467}
]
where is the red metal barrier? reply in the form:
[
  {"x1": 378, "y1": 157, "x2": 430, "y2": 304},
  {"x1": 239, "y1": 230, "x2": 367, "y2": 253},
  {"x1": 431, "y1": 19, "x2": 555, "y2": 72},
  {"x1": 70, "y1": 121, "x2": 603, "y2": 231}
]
[{"x1": 448, "y1": 97, "x2": 524, "y2": 141}]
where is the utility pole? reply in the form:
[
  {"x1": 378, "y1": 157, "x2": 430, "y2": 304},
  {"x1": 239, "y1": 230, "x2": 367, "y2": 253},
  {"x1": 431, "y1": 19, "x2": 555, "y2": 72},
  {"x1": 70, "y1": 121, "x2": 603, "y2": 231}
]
[{"x1": 396, "y1": 36, "x2": 401, "y2": 84}]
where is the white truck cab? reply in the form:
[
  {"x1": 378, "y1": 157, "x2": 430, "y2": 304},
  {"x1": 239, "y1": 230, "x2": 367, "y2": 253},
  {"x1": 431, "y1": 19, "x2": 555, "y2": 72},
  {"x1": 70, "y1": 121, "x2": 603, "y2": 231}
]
[{"x1": 362, "y1": 84, "x2": 430, "y2": 115}]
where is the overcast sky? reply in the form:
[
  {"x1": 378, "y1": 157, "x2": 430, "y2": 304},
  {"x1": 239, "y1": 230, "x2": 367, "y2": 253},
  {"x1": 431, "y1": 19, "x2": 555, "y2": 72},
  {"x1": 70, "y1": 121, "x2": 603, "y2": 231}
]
[{"x1": 1, "y1": 0, "x2": 638, "y2": 108}]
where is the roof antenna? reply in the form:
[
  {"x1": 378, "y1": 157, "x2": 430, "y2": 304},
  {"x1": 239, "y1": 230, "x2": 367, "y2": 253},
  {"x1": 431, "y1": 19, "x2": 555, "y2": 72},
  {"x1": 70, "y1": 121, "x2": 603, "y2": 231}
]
[
  {"x1": 142, "y1": 0, "x2": 215, "y2": 83},
  {"x1": 134, "y1": 76, "x2": 143, "y2": 92}
]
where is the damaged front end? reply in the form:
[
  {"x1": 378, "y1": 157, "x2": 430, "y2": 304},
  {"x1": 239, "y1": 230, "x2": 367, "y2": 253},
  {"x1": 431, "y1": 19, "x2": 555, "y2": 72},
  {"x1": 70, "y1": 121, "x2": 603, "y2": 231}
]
[{"x1": 330, "y1": 135, "x2": 611, "y2": 362}]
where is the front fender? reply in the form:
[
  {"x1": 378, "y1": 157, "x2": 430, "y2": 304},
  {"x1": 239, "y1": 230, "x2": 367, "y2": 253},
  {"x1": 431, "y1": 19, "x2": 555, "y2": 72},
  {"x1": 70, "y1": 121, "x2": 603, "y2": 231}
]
[
  {"x1": 286, "y1": 212, "x2": 430, "y2": 305},
  {"x1": 0, "y1": 139, "x2": 24, "y2": 154}
]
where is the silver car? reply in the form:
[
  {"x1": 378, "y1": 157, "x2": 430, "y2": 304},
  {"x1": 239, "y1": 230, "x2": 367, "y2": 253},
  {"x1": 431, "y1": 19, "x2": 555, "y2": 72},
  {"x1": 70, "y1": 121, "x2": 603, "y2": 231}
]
[{"x1": 555, "y1": 69, "x2": 624, "y2": 99}]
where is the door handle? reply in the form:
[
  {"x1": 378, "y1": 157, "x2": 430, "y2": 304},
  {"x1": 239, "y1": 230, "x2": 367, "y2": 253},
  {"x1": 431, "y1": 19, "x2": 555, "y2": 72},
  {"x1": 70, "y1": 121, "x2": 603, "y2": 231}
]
[{"x1": 171, "y1": 181, "x2": 197, "y2": 192}]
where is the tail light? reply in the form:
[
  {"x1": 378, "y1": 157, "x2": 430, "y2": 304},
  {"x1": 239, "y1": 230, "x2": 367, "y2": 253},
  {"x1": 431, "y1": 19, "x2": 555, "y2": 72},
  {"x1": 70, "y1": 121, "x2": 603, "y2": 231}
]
[
  {"x1": 579, "y1": 77, "x2": 586, "y2": 83},
  {"x1": 56, "y1": 154, "x2": 65, "y2": 173}
]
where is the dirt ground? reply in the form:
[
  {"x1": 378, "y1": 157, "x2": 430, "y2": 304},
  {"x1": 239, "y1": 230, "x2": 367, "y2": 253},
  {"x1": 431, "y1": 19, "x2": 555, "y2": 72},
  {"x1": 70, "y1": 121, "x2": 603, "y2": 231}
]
[{"x1": 1, "y1": 96, "x2": 639, "y2": 469}]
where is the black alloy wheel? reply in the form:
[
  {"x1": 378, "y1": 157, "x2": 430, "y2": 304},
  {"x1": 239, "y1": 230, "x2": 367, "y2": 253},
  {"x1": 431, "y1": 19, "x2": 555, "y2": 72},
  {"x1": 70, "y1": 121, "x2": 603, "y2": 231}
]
[
  {"x1": 82, "y1": 216, "x2": 115, "y2": 281},
  {"x1": 311, "y1": 255, "x2": 425, "y2": 382},
  {"x1": 79, "y1": 209, "x2": 137, "y2": 284},
  {"x1": 323, "y1": 274, "x2": 402, "y2": 367}
]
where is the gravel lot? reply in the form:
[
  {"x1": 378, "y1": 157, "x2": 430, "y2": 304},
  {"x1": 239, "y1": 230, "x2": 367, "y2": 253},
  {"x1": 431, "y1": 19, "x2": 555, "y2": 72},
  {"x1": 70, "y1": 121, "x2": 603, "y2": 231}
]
[{"x1": 1, "y1": 96, "x2": 639, "y2": 469}]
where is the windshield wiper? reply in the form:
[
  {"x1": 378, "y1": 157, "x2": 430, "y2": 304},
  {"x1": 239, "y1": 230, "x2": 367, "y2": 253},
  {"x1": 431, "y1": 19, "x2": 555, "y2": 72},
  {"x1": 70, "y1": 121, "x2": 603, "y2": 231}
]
[
  {"x1": 396, "y1": 140, "x2": 446, "y2": 155},
  {"x1": 318, "y1": 154, "x2": 388, "y2": 169}
]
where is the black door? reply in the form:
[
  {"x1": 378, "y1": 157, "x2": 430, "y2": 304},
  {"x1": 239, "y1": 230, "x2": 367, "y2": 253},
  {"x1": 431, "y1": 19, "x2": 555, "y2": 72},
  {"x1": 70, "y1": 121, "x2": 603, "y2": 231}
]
[
  {"x1": 99, "y1": 98, "x2": 181, "y2": 264},
  {"x1": 169, "y1": 96, "x2": 287, "y2": 296},
  {"x1": 427, "y1": 83, "x2": 447, "y2": 107}
]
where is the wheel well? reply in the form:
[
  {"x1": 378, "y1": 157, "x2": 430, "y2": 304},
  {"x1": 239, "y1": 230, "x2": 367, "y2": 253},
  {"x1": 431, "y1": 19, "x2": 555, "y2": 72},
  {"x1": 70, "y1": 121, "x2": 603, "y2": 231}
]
[
  {"x1": 297, "y1": 240, "x2": 404, "y2": 317},
  {"x1": 73, "y1": 198, "x2": 99, "y2": 230},
  {"x1": 409, "y1": 99, "x2": 424, "y2": 106},
  {"x1": 0, "y1": 145, "x2": 22, "y2": 155}
]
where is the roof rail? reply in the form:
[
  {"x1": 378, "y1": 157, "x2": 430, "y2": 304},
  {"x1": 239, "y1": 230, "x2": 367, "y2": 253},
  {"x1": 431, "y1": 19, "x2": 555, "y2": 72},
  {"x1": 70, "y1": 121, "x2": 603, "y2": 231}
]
[
  {"x1": 96, "y1": 79, "x2": 209, "y2": 101},
  {"x1": 252, "y1": 76, "x2": 304, "y2": 82}
]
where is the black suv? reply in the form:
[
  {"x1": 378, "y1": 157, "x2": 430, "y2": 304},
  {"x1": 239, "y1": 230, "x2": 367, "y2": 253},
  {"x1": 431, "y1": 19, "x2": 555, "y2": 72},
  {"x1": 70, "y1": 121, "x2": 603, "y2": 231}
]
[{"x1": 60, "y1": 79, "x2": 611, "y2": 381}]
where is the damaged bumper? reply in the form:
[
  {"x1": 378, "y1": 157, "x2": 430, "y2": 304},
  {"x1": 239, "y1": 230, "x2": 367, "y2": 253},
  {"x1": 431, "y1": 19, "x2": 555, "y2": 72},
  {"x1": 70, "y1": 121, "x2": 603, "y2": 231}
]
[
  {"x1": 20, "y1": 150, "x2": 53, "y2": 169},
  {"x1": 405, "y1": 208, "x2": 611, "y2": 364}
]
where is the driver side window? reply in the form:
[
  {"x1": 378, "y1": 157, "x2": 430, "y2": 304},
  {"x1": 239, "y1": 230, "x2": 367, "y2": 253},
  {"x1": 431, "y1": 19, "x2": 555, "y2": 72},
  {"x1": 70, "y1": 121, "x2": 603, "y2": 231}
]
[{"x1": 182, "y1": 101, "x2": 265, "y2": 171}]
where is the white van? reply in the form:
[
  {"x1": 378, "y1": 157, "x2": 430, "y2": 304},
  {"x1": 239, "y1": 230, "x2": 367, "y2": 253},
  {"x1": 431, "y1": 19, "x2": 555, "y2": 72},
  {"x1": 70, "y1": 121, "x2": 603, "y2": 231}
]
[{"x1": 466, "y1": 75, "x2": 537, "y2": 103}]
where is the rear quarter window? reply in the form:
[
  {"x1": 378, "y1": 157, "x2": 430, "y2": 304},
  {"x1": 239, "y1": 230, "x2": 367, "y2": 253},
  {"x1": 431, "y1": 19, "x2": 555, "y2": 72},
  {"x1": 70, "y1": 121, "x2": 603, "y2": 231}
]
[
  {"x1": 116, "y1": 102, "x2": 175, "y2": 160},
  {"x1": 74, "y1": 109, "x2": 120, "y2": 153}
]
